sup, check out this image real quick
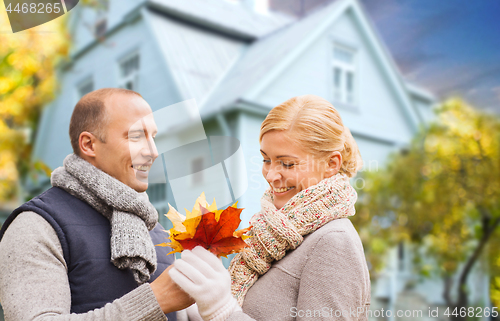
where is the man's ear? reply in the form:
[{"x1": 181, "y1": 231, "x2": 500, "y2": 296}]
[
  {"x1": 79, "y1": 131, "x2": 98, "y2": 158},
  {"x1": 325, "y1": 151, "x2": 342, "y2": 178}
]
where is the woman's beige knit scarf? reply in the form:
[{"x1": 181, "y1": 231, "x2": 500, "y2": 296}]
[{"x1": 228, "y1": 173, "x2": 357, "y2": 306}]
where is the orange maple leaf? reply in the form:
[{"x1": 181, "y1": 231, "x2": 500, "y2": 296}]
[
  {"x1": 177, "y1": 205, "x2": 250, "y2": 258},
  {"x1": 156, "y1": 193, "x2": 252, "y2": 257}
]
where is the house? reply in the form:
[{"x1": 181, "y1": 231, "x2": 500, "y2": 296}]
[
  {"x1": 29, "y1": 0, "x2": 436, "y2": 219},
  {"x1": 4, "y1": 0, "x2": 489, "y2": 319}
]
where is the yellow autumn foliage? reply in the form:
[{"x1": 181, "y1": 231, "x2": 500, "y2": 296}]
[
  {"x1": 353, "y1": 98, "x2": 500, "y2": 308},
  {"x1": 0, "y1": 3, "x2": 69, "y2": 201}
]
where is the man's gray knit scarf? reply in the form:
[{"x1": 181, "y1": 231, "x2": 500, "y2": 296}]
[{"x1": 51, "y1": 153, "x2": 158, "y2": 284}]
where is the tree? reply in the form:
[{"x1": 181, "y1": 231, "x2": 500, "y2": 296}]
[
  {"x1": 352, "y1": 98, "x2": 500, "y2": 320},
  {"x1": 0, "y1": 5, "x2": 69, "y2": 203}
]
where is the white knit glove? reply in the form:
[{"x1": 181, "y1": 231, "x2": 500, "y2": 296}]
[
  {"x1": 168, "y1": 246, "x2": 242, "y2": 321},
  {"x1": 186, "y1": 303, "x2": 204, "y2": 321}
]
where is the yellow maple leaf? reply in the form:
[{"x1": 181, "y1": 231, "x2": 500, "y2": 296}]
[
  {"x1": 165, "y1": 204, "x2": 187, "y2": 234},
  {"x1": 161, "y1": 192, "x2": 219, "y2": 250}
]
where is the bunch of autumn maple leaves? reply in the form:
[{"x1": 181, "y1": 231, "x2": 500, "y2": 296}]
[{"x1": 157, "y1": 193, "x2": 252, "y2": 258}]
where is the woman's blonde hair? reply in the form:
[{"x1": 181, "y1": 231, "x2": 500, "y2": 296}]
[{"x1": 259, "y1": 95, "x2": 362, "y2": 177}]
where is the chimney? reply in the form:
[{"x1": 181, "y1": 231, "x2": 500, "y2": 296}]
[
  {"x1": 241, "y1": 0, "x2": 269, "y2": 14},
  {"x1": 269, "y1": 0, "x2": 334, "y2": 17}
]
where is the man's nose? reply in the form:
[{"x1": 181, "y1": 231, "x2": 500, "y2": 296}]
[{"x1": 143, "y1": 136, "x2": 159, "y2": 160}]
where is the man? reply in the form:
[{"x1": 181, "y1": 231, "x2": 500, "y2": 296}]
[{"x1": 0, "y1": 88, "x2": 194, "y2": 320}]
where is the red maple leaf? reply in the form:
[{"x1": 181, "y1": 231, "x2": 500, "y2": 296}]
[{"x1": 178, "y1": 205, "x2": 250, "y2": 257}]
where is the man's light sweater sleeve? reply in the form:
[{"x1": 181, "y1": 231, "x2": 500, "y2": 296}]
[{"x1": 0, "y1": 211, "x2": 167, "y2": 321}]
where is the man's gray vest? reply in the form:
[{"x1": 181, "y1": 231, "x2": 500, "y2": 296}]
[{"x1": 0, "y1": 187, "x2": 176, "y2": 320}]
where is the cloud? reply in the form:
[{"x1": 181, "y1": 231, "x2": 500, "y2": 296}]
[
  {"x1": 361, "y1": 0, "x2": 500, "y2": 113},
  {"x1": 398, "y1": 10, "x2": 462, "y2": 47},
  {"x1": 406, "y1": 62, "x2": 500, "y2": 113},
  {"x1": 492, "y1": 86, "x2": 500, "y2": 101},
  {"x1": 362, "y1": 1, "x2": 465, "y2": 75},
  {"x1": 360, "y1": 0, "x2": 404, "y2": 22},
  {"x1": 393, "y1": 52, "x2": 445, "y2": 75},
  {"x1": 434, "y1": 66, "x2": 500, "y2": 96}
]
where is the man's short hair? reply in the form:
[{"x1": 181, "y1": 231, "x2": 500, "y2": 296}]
[{"x1": 69, "y1": 88, "x2": 142, "y2": 156}]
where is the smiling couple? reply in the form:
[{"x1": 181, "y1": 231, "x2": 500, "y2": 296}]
[{"x1": 0, "y1": 88, "x2": 370, "y2": 321}]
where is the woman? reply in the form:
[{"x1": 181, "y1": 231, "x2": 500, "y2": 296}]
[{"x1": 169, "y1": 95, "x2": 371, "y2": 321}]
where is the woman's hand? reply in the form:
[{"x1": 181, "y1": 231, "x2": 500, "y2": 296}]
[
  {"x1": 186, "y1": 303, "x2": 204, "y2": 321},
  {"x1": 168, "y1": 246, "x2": 241, "y2": 321}
]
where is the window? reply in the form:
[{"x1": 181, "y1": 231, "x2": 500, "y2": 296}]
[
  {"x1": 93, "y1": 2, "x2": 108, "y2": 38},
  {"x1": 118, "y1": 52, "x2": 140, "y2": 91},
  {"x1": 94, "y1": 19, "x2": 107, "y2": 38},
  {"x1": 77, "y1": 78, "x2": 94, "y2": 98},
  {"x1": 191, "y1": 157, "x2": 204, "y2": 185},
  {"x1": 147, "y1": 184, "x2": 170, "y2": 228},
  {"x1": 332, "y1": 45, "x2": 357, "y2": 105},
  {"x1": 147, "y1": 184, "x2": 167, "y2": 203}
]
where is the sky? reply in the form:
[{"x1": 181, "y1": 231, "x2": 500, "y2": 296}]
[{"x1": 359, "y1": 0, "x2": 500, "y2": 114}]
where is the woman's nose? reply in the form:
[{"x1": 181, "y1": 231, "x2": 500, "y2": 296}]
[{"x1": 266, "y1": 166, "x2": 282, "y2": 182}]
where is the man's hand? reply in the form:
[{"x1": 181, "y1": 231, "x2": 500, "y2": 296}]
[{"x1": 150, "y1": 265, "x2": 195, "y2": 314}]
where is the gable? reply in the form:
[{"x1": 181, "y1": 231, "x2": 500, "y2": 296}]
[
  {"x1": 201, "y1": 0, "x2": 424, "y2": 145},
  {"x1": 255, "y1": 7, "x2": 416, "y2": 145},
  {"x1": 199, "y1": 0, "x2": 336, "y2": 118}
]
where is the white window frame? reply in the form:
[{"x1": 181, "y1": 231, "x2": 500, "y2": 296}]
[
  {"x1": 117, "y1": 51, "x2": 140, "y2": 91},
  {"x1": 332, "y1": 43, "x2": 357, "y2": 106}
]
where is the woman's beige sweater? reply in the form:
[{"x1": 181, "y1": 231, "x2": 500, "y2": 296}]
[{"x1": 226, "y1": 217, "x2": 371, "y2": 321}]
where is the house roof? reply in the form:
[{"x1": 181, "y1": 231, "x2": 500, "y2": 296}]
[
  {"x1": 199, "y1": 0, "x2": 343, "y2": 117},
  {"x1": 147, "y1": 0, "x2": 295, "y2": 40},
  {"x1": 145, "y1": 0, "x2": 432, "y2": 129},
  {"x1": 199, "y1": 0, "x2": 429, "y2": 132},
  {"x1": 145, "y1": 9, "x2": 246, "y2": 105},
  {"x1": 144, "y1": 0, "x2": 300, "y2": 105}
]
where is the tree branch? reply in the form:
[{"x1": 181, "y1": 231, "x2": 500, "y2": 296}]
[
  {"x1": 443, "y1": 274, "x2": 453, "y2": 307},
  {"x1": 457, "y1": 214, "x2": 500, "y2": 298}
]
